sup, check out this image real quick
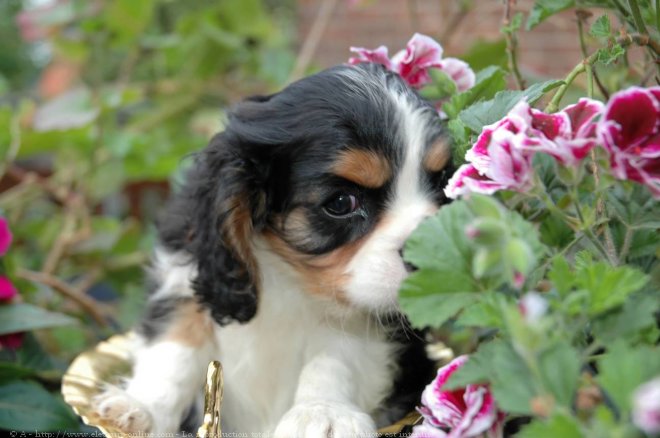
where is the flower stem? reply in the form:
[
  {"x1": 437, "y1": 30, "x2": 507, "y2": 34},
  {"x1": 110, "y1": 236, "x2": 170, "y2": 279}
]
[
  {"x1": 585, "y1": 62, "x2": 594, "y2": 98},
  {"x1": 544, "y1": 54, "x2": 593, "y2": 113},
  {"x1": 502, "y1": 0, "x2": 526, "y2": 90},
  {"x1": 572, "y1": 194, "x2": 618, "y2": 265},
  {"x1": 628, "y1": 0, "x2": 649, "y2": 36},
  {"x1": 576, "y1": 9, "x2": 609, "y2": 98}
]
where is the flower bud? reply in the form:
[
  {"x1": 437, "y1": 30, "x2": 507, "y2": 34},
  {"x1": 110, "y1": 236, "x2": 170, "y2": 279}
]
[
  {"x1": 472, "y1": 248, "x2": 502, "y2": 279},
  {"x1": 465, "y1": 218, "x2": 508, "y2": 247},
  {"x1": 467, "y1": 194, "x2": 506, "y2": 220},
  {"x1": 506, "y1": 238, "x2": 533, "y2": 276}
]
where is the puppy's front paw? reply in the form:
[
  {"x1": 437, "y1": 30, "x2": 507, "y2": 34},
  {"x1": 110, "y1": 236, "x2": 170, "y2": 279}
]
[
  {"x1": 92, "y1": 386, "x2": 153, "y2": 433},
  {"x1": 274, "y1": 401, "x2": 376, "y2": 438}
]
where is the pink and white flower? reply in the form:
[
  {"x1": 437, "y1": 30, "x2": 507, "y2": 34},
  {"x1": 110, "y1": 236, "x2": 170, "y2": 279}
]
[
  {"x1": 632, "y1": 377, "x2": 660, "y2": 435},
  {"x1": 520, "y1": 98, "x2": 604, "y2": 167},
  {"x1": 445, "y1": 102, "x2": 536, "y2": 199},
  {"x1": 444, "y1": 98, "x2": 607, "y2": 198},
  {"x1": 598, "y1": 86, "x2": 660, "y2": 198},
  {"x1": 349, "y1": 33, "x2": 475, "y2": 91},
  {"x1": 412, "y1": 355, "x2": 504, "y2": 438}
]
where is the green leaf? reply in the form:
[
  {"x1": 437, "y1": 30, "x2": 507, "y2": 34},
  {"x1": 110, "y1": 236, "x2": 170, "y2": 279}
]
[
  {"x1": 445, "y1": 340, "x2": 539, "y2": 415},
  {"x1": 596, "y1": 44, "x2": 625, "y2": 65},
  {"x1": 444, "y1": 340, "x2": 505, "y2": 389},
  {"x1": 526, "y1": 0, "x2": 575, "y2": 30},
  {"x1": 404, "y1": 201, "x2": 475, "y2": 273},
  {"x1": 548, "y1": 256, "x2": 574, "y2": 297},
  {"x1": 589, "y1": 15, "x2": 612, "y2": 37},
  {"x1": 447, "y1": 118, "x2": 472, "y2": 166},
  {"x1": 597, "y1": 341, "x2": 660, "y2": 413},
  {"x1": 575, "y1": 262, "x2": 649, "y2": 315},
  {"x1": 0, "y1": 381, "x2": 78, "y2": 430},
  {"x1": 443, "y1": 66, "x2": 507, "y2": 119},
  {"x1": 399, "y1": 291, "x2": 476, "y2": 329},
  {"x1": 0, "y1": 303, "x2": 76, "y2": 336},
  {"x1": 455, "y1": 292, "x2": 508, "y2": 330},
  {"x1": 490, "y1": 342, "x2": 538, "y2": 414},
  {"x1": 105, "y1": 0, "x2": 154, "y2": 43},
  {"x1": 538, "y1": 341, "x2": 581, "y2": 408},
  {"x1": 461, "y1": 39, "x2": 508, "y2": 72},
  {"x1": 592, "y1": 292, "x2": 660, "y2": 343},
  {"x1": 458, "y1": 80, "x2": 563, "y2": 133},
  {"x1": 517, "y1": 414, "x2": 584, "y2": 438}
]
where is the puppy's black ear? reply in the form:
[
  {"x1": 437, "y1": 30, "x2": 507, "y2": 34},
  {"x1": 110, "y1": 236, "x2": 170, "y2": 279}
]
[{"x1": 162, "y1": 132, "x2": 268, "y2": 325}]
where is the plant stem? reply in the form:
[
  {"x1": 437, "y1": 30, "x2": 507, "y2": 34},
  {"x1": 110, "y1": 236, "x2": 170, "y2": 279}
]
[
  {"x1": 576, "y1": 9, "x2": 609, "y2": 98},
  {"x1": 17, "y1": 269, "x2": 109, "y2": 327},
  {"x1": 585, "y1": 62, "x2": 594, "y2": 98},
  {"x1": 619, "y1": 227, "x2": 634, "y2": 261},
  {"x1": 545, "y1": 32, "x2": 658, "y2": 113},
  {"x1": 502, "y1": 0, "x2": 526, "y2": 90},
  {"x1": 572, "y1": 195, "x2": 618, "y2": 265},
  {"x1": 628, "y1": 0, "x2": 649, "y2": 36},
  {"x1": 544, "y1": 52, "x2": 596, "y2": 113}
]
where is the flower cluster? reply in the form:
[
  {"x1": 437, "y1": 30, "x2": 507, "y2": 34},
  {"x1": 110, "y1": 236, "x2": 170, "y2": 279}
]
[
  {"x1": 0, "y1": 217, "x2": 22, "y2": 350},
  {"x1": 412, "y1": 356, "x2": 504, "y2": 438},
  {"x1": 445, "y1": 86, "x2": 660, "y2": 199},
  {"x1": 348, "y1": 33, "x2": 475, "y2": 91}
]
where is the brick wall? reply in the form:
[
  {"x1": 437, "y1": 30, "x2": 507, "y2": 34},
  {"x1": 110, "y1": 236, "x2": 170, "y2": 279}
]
[{"x1": 296, "y1": 0, "x2": 586, "y2": 79}]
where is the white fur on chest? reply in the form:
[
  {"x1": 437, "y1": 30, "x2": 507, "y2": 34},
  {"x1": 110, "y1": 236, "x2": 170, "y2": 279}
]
[{"x1": 214, "y1": 243, "x2": 397, "y2": 433}]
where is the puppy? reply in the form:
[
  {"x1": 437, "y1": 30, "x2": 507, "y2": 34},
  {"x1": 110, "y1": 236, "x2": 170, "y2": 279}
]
[{"x1": 93, "y1": 63, "x2": 453, "y2": 436}]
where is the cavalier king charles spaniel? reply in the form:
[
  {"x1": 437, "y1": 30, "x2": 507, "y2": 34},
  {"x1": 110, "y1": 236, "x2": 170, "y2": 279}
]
[{"x1": 93, "y1": 63, "x2": 454, "y2": 437}]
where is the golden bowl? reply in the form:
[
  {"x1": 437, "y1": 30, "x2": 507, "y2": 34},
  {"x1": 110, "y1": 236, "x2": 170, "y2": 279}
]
[{"x1": 62, "y1": 333, "x2": 421, "y2": 437}]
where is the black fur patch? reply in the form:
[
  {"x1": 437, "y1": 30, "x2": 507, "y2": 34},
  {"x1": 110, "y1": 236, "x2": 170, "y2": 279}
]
[{"x1": 137, "y1": 296, "x2": 193, "y2": 341}]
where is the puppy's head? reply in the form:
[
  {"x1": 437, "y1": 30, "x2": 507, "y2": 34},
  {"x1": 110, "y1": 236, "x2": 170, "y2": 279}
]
[{"x1": 162, "y1": 63, "x2": 453, "y2": 325}]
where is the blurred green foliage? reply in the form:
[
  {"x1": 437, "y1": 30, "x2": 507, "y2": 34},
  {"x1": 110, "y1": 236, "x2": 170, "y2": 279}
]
[{"x1": 0, "y1": 0, "x2": 294, "y2": 431}]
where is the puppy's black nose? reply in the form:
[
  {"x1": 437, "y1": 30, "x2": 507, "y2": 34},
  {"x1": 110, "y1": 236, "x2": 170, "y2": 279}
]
[{"x1": 399, "y1": 248, "x2": 418, "y2": 273}]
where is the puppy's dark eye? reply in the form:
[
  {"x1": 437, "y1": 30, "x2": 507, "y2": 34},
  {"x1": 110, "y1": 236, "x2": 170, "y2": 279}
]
[{"x1": 323, "y1": 193, "x2": 359, "y2": 218}]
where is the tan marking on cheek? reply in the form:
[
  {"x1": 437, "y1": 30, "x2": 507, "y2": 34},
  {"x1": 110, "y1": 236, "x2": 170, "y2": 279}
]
[
  {"x1": 223, "y1": 196, "x2": 259, "y2": 288},
  {"x1": 424, "y1": 138, "x2": 451, "y2": 172},
  {"x1": 331, "y1": 149, "x2": 392, "y2": 188},
  {"x1": 165, "y1": 301, "x2": 213, "y2": 347},
  {"x1": 263, "y1": 231, "x2": 368, "y2": 304}
]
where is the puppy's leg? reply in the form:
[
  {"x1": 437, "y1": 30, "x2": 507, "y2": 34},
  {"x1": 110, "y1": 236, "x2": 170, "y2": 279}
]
[
  {"x1": 94, "y1": 297, "x2": 215, "y2": 434},
  {"x1": 274, "y1": 352, "x2": 378, "y2": 438}
]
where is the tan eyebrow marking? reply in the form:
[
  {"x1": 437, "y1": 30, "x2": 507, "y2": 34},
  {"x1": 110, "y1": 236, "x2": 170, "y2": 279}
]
[
  {"x1": 424, "y1": 137, "x2": 452, "y2": 172},
  {"x1": 331, "y1": 149, "x2": 392, "y2": 188}
]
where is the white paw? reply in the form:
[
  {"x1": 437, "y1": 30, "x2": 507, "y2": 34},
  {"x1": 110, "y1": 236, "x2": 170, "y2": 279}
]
[
  {"x1": 274, "y1": 401, "x2": 376, "y2": 438},
  {"x1": 92, "y1": 386, "x2": 153, "y2": 433}
]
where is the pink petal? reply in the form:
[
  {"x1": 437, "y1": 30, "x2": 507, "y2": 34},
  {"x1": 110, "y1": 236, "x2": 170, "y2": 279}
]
[
  {"x1": 444, "y1": 164, "x2": 507, "y2": 198},
  {"x1": 0, "y1": 332, "x2": 24, "y2": 349},
  {"x1": 393, "y1": 33, "x2": 445, "y2": 88},
  {"x1": 563, "y1": 98, "x2": 604, "y2": 139},
  {"x1": 411, "y1": 422, "x2": 449, "y2": 438},
  {"x1": 626, "y1": 155, "x2": 660, "y2": 199},
  {"x1": 439, "y1": 58, "x2": 475, "y2": 92},
  {"x1": 420, "y1": 355, "x2": 470, "y2": 428},
  {"x1": 0, "y1": 276, "x2": 17, "y2": 302},
  {"x1": 601, "y1": 87, "x2": 660, "y2": 154},
  {"x1": 0, "y1": 217, "x2": 12, "y2": 256},
  {"x1": 449, "y1": 386, "x2": 499, "y2": 438},
  {"x1": 348, "y1": 45, "x2": 393, "y2": 70},
  {"x1": 530, "y1": 109, "x2": 570, "y2": 140}
]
